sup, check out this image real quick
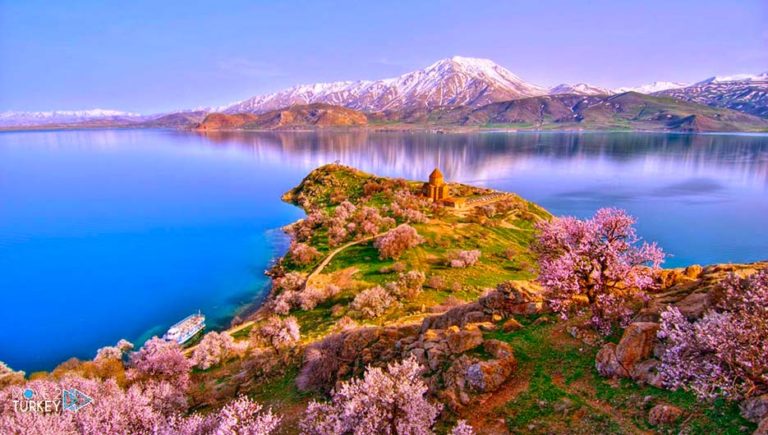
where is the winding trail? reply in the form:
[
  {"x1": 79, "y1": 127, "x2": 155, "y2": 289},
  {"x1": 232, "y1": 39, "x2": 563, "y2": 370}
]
[
  {"x1": 303, "y1": 232, "x2": 384, "y2": 289},
  {"x1": 185, "y1": 232, "x2": 384, "y2": 355}
]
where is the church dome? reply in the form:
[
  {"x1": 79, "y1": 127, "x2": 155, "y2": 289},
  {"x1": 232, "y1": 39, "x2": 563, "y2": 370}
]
[{"x1": 429, "y1": 168, "x2": 444, "y2": 185}]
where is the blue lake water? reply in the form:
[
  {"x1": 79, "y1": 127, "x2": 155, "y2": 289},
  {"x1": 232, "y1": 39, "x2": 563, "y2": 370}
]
[{"x1": 1, "y1": 129, "x2": 766, "y2": 372}]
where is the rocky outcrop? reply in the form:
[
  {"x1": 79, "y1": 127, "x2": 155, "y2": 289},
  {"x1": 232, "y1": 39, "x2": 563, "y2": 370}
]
[
  {"x1": 196, "y1": 113, "x2": 259, "y2": 130},
  {"x1": 595, "y1": 322, "x2": 659, "y2": 379},
  {"x1": 196, "y1": 104, "x2": 367, "y2": 131},
  {"x1": 406, "y1": 325, "x2": 484, "y2": 371},
  {"x1": 648, "y1": 404, "x2": 683, "y2": 426},
  {"x1": 420, "y1": 280, "x2": 546, "y2": 333},
  {"x1": 440, "y1": 340, "x2": 517, "y2": 410},
  {"x1": 297, "y1": 292, "x2": 524, "y2": 409}
]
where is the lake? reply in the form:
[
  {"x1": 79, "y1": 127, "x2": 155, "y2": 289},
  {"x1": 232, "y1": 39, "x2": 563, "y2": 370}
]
[{"x1": 1, "y1": 129, "x2": 766, "y2": 372}]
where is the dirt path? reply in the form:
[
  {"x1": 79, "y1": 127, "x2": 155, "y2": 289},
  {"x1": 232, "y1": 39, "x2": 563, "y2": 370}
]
[
  {"x1": 186, "y1": 233, "x2": 386, "y2": 356},
  {"x1": 464, "y1": 373, "x2": 531, "y2": 434},
  {"x1": 550, "y1": 374, "x2": 653, "y2": 435},
  {"x1": 304, "y1": 232, "x2": 384, "y2": 288}
]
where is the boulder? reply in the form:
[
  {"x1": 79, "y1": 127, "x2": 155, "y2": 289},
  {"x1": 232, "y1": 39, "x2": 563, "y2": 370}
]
[
  {"x1": 741, "y1": 394, "x2": 768, "y2": 424},
  {"x1": 675, "y1": 292, "x2": 715, "y2": 319},
  {"x1": 648, "y1": 404, "x2": 683, "y2": 426},
  {"x1": 466, "y1": 358, "x2": 516, "y2": 393},
  {"x1": 684, "y1": 264, "x2": 703, "y2": 279},
  {"x1": 445, "y1": 325, "x2": 483, "y2": 354},
  {"x1": 614, "y1": 322, "x2": 660, "y2": 373},
  {"x1": 420, "y1": 302, "x2": 490, "y2": 332},
  {"x1": 483, "y1": 339, "x2": 514, "y2": 360},
  {"x1": 597, "y1": 322, "x2": 660, "y2": 379},
  {"x1": 631, "y1": 359, "x2": 664, "y2": 388},
  {"x1": 484, "y1": 280, "x2": 548, "y2": 316},
  {"x1": 595, "y1": 343, "x2": 628, "y2": 378},
  {"x1": 502, "y1": 318, "x2": 524, "y2": 332}
]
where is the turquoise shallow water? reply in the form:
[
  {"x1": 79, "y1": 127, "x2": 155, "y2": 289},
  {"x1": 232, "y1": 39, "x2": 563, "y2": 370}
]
[{"x1": 1, "y1": 129, "x2": 766, "y2": 372}]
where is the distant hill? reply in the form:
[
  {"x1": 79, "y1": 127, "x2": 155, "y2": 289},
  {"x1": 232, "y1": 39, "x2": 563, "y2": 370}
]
[
  {"x1": 196, "y1": 104, "x2": 368, "y2": 130},
  {"x1": 429, "y1": 92, "x2": 768, "y2": 132},
  {"x1": 655, "y1": 73, "x2": 768, "y2": 118},
  {"x1": 139, "y1": 111, "x2": 208, "y2": 128},
  {"x1": 3, "y1": 57, "x2": 767, "y2": 131}
]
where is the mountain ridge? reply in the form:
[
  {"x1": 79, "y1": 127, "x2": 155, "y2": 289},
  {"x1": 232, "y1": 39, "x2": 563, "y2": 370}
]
[{"x1": 2, "y1": 57, "x2": 767, "y2": 129}]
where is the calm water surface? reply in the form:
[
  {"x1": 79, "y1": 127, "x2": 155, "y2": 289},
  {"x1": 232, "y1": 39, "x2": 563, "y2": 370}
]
[{"x1": 1, "y1": 129, "x2": 766, "y2": 371}]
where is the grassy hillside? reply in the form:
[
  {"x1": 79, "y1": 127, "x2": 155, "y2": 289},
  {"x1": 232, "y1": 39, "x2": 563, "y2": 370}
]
[{"x1": 225, "y1": 164, "x2": 752, "y2": 433}]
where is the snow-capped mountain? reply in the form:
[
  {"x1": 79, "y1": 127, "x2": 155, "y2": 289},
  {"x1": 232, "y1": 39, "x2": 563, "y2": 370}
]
[
  {"x1": 694, "y1": 72, "x2": 768, "y2": 85},
  {"x1": 613, "y1": 81, "x2": 688, "y2": 94},
  {"x1": 222, "y1": 56, "x2": 548, "y2": 114},
  {"x1": 548, "y1": 83, "x2": 612, "y2": 96},
  {"x1": 0, "y1": 109, "x2": 144, "y2": 127},
  {"x1": 655, "y1": 73, "x2": 768, "y2": 118}
]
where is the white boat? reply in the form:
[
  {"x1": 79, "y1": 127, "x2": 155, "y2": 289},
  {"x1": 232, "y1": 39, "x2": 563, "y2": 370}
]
[{"x1": 163, "y1": 312, "x2": 205, "y2": 345}]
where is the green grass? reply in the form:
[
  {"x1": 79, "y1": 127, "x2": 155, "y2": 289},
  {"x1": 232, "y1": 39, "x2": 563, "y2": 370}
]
[{"x1": 482, "y1": 317, "x2": 754, "y2": 434}]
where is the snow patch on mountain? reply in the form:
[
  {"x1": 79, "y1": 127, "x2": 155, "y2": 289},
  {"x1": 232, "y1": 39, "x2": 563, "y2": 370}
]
[
  {"x1": 549, "y1": 83, "x2": 612, "y2": 96},
  {"x1": 221, "y1": 56, "x2": 548, "y2": 114},
  {"x1": 613, "y1": 81, "x2": 689, "y2": 94}
]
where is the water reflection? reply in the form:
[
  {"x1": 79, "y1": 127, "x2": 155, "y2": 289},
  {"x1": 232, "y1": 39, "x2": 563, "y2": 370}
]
[
  {"x1": 187, "y1": 130, "x2": 768, "y2": 267},
  {"x1": 189, "y1": 131, "x2": 768, "y2": 190}
]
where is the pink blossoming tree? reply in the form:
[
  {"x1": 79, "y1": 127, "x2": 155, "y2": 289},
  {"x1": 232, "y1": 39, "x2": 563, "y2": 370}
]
[
  {"x1": 0, "y1": 377, "x2": 281, "y2": 434},
  {"x1": 129, "y1": 337, "x2": 192, "y2": 391},
  {"x1": 288, "y1": 241, "x2": 321, "y2": 266},
  {"x1": 374, "y1": 224, "x2": 425, "y2": 260},
  {"x1": 301, "y1": 357, "x2": 441, "y2": 435},
  {"x1": 253, "y1": 316, "x2": 301, "y2": 351},
  {"x1": 191, "y1": 331, "x2": 238, "y2": 370},
  {"x1": 351, "y1": 286, "x2": 395, "y2": 319},
  {"x1": 533, "y1": 208, "x2": 665, "y2": 335},
  {"x1": 658, "y1": 270, "x2": 768, "y2": 401},
  {"x1": 449, "y1": 250, "x2": 482, "y2": 268}
]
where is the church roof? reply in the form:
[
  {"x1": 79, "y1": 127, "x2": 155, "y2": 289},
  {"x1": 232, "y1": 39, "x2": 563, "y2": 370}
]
[{"x1": 429, "y1": 168, "x2": 444, "y2": 180}]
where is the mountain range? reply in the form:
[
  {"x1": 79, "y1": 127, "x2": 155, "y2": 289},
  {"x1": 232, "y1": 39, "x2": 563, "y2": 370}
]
[{"x1": 2, "y1": 57, "x2": 767, "y2": 131}]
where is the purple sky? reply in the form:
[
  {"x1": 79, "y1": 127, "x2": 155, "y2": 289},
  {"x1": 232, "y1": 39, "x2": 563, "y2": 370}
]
[{"x1": 1, "y1": 0, "x2": 766, "y2": 113}]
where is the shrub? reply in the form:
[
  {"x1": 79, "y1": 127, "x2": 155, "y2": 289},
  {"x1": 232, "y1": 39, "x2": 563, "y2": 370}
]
[
  {"x1": 129, "y1": 337, "x2": 191, "y2": 391},
  {"x1": 426, "y1": 275, "x2": 446, "y2": 290},
  {"x1": 191, "y1": 332, "x2": 237, "y2": 370},
  {"x1": 452, "y1": 420, "x2": 476, "y2": 435},
  {"x1": 296, "y1": 334, "x2": 346, "y2": 393},
  {"x1": 288, "y1": 242, "x2": 320, "y2": 266},
  {"x1": 353, "y1": 206, "x2": 396, "y2": 238},
  {"x1": 533, "y1": 208, "x2": 664, "y2": 335},
  {"x1": 374, "y1": 224, "x2": 424, "y2": 260},
  {"x1": 332, "y1": 316, "x2": 358, "y2": 333},
  {"x1": 388, "y1": 270, "x2": 426, "y2": 300},
  {"x1": 273, "y1": 272, "x2": 304, "y2": 293},
  {"x1": 0, "y1": 378, "x2": 281, "y2": 434},
  {"x1": 165, "y1": 395, "x2": 282, "y2": 435},
  {"x1": 390, "y1": 190, "x2": 429, "y2": 223},
  {"x1": 327, "y1": 219, "x2": 349, "y2": 247},
  {"x1": 272, "y1": 290, "x2": 298, "y2": 315},
  {"x1": 449, "y1": 249, "x2": 482, "y2": 268},
  {"x1": 658, "y1": 270, "x2": 768, "y2": 401},
  {"x1": 95, "y1": 339, "x2": 134, "y2": 362},
  {"x1": 253, "y1": 316, "x2": 300, "y2": 351},
  {"x1": 301, "y1": 357, "x2": 441, "y2": 435},
  {"x1": 351, "y1": 286, "x2": 395, "y2": 319},
  {"x1": 297, "y1": 285, "x2": 341, "y2": 311}
]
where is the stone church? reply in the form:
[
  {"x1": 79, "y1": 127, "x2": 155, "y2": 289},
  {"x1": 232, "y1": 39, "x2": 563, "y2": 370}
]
[{"x1": 422, "y1": 168, "x2": 449, "y2": 202}]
